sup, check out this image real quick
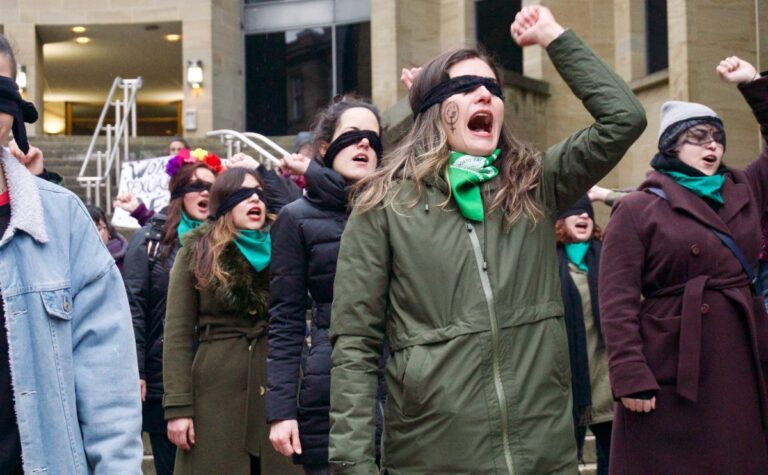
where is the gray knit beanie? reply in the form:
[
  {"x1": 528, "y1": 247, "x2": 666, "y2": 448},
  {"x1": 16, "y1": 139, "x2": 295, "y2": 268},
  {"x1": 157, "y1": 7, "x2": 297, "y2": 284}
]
[{"x1": 658, "y1": 100, "x2": 725, "y2": 151}]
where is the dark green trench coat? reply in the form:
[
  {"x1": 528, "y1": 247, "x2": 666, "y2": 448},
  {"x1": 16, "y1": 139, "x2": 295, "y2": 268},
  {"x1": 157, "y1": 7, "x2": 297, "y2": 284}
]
[{"x1": 163, "y1": 227, "x2": 301, "y2": 475}]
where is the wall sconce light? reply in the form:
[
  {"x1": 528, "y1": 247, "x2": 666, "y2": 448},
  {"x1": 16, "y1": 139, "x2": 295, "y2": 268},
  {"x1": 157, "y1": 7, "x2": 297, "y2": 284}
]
[
  {"x1": 186, "y1": 60, "x2": 203, "y2": 89},
  {"x1": 16, "y1": 65, "x2": 27, "y2": 92}
]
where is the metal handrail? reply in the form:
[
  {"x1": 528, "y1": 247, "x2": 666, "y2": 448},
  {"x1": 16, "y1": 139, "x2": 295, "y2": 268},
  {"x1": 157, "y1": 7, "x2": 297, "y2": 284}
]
[
  {"x1": 76, "y1": 77, "x2": 142, "y2": 212},
  {"x1": 206, "y1": 129, "x2": 286, "y2": 166},
  {"x1": 77, "y1": 77, "x2": 122, "y2": 178}
]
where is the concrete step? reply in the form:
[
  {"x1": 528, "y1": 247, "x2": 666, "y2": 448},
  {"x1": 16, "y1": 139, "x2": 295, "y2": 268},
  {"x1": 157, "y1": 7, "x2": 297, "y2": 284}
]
[
  {"x1": 583, "y1": 434, "x2": 596, "y2": 463},
  {"x1": 579, "y1": 462, "x2": 597, "y2": 475},
  {"x1": 142, "y1": 433, "x2": 156, "y2": 475}
]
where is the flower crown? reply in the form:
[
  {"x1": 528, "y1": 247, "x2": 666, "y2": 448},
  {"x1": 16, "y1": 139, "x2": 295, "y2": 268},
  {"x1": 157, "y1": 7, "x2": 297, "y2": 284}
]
[{"x1": 166, "y1": 148, "x2": 224, "y2": 177}]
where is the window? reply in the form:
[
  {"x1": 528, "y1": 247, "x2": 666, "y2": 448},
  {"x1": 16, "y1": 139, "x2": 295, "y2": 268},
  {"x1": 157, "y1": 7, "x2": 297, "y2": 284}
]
[
  {"x1": 244, "y1": 0, "x2": 371, "y2": 135},
  {"x1": 289, "y1": 76, "x2": 304, "y2": 122},
  {"x1": 646, "y1": 0, "x2": 668, "y2": 74},
  {"x1": 475, "y1": 0, "x2": 523, "y2": 73}
]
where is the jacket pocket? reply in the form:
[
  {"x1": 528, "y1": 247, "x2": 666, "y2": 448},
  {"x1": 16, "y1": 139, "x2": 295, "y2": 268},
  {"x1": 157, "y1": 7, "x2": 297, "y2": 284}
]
[
  {"x1": 640, "y1": 313, "x2": 681, "y2": 383},
  {"x1": 547, "y1": 317, "x2": 571, "y2": 392},
  {"x1": 41, "y1": 289, "x2": 73, "y2": 321},
  {"x1": 401, "y1": 345, "x2": 428, "y2": 417}
]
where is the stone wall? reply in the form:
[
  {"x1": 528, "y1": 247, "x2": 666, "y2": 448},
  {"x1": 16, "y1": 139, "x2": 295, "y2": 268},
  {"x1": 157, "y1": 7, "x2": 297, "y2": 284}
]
[{"x1": 0, "y1": 0, "x2": 244, "y2": 138}]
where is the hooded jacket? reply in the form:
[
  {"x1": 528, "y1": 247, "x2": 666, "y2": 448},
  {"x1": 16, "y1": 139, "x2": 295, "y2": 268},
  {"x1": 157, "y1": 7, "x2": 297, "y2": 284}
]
[{"x1": 328, "y1": 30, "x2": 647, "y2": 475}]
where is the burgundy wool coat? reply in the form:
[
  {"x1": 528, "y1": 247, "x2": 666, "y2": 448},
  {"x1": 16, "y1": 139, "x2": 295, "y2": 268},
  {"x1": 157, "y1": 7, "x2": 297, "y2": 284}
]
[{"x1": 599, "y1": 76, "x2": 768, "y2": 475}]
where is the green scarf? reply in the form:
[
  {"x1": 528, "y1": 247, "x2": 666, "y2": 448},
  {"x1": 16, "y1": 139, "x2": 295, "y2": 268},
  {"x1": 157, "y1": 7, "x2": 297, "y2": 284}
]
[
  {"x1": 177, "y1": 211, "x2": 202, "y2": 242},
  {"x1": 447, "y1": 149, "x2": 501, "y2": 222},
  {"x1": 234, "y1": 229, "x2": 271, "y2": 272},
  {"x1": 660, "y1": 170, "x2": 725, "y2": 204},
  {"x1": 565, "y1": 241, "x2": 590, "y2": 272}
]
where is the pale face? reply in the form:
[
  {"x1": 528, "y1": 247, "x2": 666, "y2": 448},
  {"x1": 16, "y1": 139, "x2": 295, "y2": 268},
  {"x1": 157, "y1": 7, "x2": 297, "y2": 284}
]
[
  {"x1": 181, "y1": 167, "x2": 216, "y2": 221},
  {"x1": 231, "y1": 174, "x2": 267, "y2": 231},
  {"x1": 169, "y1": 140, "x2": 187, "y2": 156},
  {"x1": 324, "y1": 107, "x2": 380, "y2": 183},
  {"x1": 96, "y1": 220, "x2": 109, "y2": 245},
  {"x1": 0, "y1": 54, "x2": 15, "y2": 146},
  {"x1": 442, "y1": 58, "x2": 504, "y2": 157},
  {"x1": 674, "y1": 124, "x2": 725, "y2": 176},
  {"x1": 564, "y1": 213, "x2": 594, "y2": 243}
]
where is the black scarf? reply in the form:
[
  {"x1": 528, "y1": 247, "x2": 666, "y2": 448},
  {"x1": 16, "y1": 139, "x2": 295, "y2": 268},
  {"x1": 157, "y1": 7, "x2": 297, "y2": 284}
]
[
  {"x1": 323, "y1": 130, "x2": 382, "y2": 168},
  {"x1": 414, "y1": 75, "x2": 504, "y2": 115},
  {"x1": 0, "y1": 76, "x2": 38, "y2": 153},
  {"x1": 557, "y1": 241, "x2": 602, "y2": 426}
]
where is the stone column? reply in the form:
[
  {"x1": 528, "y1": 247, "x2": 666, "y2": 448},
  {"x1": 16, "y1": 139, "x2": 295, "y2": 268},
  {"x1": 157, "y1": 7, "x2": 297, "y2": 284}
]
[
  {"x1": 182, "y1": 5, "x2": 215, "y2": 138},
  {"x1": 669, "y1": 0, "x2": 759, "y2": 168},
  {"x1": 211, "y1": 0, "x2": 244, "y2": 132},
  {"x1": 370, "y1": 0, "x2": 443, "y2": 110},
  {"x1": 5, "y1": 23, "x2": 43, "y2": 136},
  {"x1": 523, "y1": 0, "x2": 615, "y2": 148}
]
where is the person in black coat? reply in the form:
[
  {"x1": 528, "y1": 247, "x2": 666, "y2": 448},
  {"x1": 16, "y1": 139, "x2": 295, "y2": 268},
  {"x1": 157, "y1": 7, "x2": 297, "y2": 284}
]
[
  {"x1": 266, "y1": 96, "x2": 386, "y2": 475},
  {"x1": 124, "y1": 152, "x2": 300, "y2": 475}
]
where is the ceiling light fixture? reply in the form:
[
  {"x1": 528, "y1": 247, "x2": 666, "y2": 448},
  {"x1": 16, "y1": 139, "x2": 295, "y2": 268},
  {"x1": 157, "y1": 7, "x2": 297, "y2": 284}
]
[
  {"x1": 72, "y1": 26, "x2": 86, "y2": 33},
  {"x1": 75, "y1": 36, "x2": 91, "y2": 44},
  {"x1": 186, "y1": 60, "x2": 203, "y2": 89},
  {"x1": 164, "y1": 34, "x2": 182, "y2": 42}
]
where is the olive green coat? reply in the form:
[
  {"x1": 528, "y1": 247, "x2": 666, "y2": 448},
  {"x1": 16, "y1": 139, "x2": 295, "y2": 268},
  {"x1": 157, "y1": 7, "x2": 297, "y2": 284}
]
[
  {"x1": 163, "y1": 226, "x2": 301, "y2": 475},
  {"x1": 328, "y1": 30, "x2": 646, "y2": 475}
]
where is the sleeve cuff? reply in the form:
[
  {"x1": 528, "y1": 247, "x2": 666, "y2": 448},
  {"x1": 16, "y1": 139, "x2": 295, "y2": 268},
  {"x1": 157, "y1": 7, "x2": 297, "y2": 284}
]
[
  {"x1": 163, "y1": 392, "x2": 194, "y2": 419},
  {"x1": 738, "y1": 72, "x2": 768, "y2": 124},
  {"x1": 609, "y1": 361, "x2": 660, "y2": 399}
]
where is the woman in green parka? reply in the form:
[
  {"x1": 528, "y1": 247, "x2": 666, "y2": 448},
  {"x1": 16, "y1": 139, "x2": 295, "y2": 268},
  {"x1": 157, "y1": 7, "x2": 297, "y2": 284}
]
[
  {"x1": 163, "y1": 167, "x2": 300, "y2": 474},
  {"x1": 328, "y1": 6, "x2": 646, "y2": 475}
]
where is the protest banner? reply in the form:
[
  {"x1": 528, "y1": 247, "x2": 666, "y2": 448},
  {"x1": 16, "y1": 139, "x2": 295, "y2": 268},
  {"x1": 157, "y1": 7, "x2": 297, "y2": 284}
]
[{"x1": 111, "y1": 155, "x2": 172, "y2": 228}]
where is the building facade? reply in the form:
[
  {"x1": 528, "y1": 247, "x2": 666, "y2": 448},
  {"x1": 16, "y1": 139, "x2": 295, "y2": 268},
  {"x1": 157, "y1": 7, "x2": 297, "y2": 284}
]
[{"x1": 0, "y1": 0, "x2": 765, "y2": 197}]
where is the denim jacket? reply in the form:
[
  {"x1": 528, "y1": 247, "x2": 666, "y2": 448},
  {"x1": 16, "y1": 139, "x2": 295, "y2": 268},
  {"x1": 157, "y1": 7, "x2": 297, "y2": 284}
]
[{"x1": 0, "y1": 149, "x2": 143, "y2": 473}]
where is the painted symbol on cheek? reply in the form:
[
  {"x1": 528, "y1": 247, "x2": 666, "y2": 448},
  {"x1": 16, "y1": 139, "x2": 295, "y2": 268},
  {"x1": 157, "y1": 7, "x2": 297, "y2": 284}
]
[{"x1": 444, "y1": 102, "x2": 459, "y2": 133}]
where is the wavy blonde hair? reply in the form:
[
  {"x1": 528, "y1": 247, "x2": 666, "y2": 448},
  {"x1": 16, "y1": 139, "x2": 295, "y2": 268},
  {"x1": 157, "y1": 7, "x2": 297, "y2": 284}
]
[{"x1": 353, "y1": 48, "x2": 543, "y2": 226}]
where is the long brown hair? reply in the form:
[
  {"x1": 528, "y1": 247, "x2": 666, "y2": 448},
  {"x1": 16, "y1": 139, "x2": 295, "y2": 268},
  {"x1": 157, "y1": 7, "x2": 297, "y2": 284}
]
[
  {"x1": 189, "y1": 168, "x2": 274, "y2": 291},
  {"x1": 160, "y1": 162, "x2": 217, "y2": 259},
  {"x1": 353, "y1": 48, "x2": 543, "y2": 226}
]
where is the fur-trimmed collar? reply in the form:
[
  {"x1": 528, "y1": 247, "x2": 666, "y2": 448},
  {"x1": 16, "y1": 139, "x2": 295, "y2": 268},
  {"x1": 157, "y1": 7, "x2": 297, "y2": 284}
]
[
  {"x1": 0, "y1": 148, "x2": 49, "y2": 247},
  {"x1": 183, "y1": 223, "x2": 271, "y2": 316}
]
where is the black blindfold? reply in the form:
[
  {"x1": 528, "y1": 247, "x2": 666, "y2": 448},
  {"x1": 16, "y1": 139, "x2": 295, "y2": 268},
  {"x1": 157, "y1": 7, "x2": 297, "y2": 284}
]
[
  {"x1": 323, "y1": 130, "x2": 383, "y2": 168},
  {"x1": 414, "y1": 75, "x2": 504, "y2": 116}
]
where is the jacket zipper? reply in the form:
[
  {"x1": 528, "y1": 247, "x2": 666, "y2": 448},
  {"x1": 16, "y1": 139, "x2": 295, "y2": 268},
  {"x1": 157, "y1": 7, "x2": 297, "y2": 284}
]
[{"x1": 466, "y1": 222, "x2": 515, "y2": 475}]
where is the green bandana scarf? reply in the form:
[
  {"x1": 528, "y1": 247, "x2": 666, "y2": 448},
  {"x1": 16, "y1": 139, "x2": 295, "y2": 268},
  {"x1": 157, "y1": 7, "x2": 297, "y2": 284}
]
[
  {"x1": 447, "y1": 148, "x2": 501, "y2": 222},
  {"x1": 235, "y1": 229, "x2": 271, "y2": 272},
  {"x1": 660, "y1": 170, "x2": 725, "y2": 204},
  {"x1": 177, "y1": 211, "x2": 202, "y2": 242},
  {"x1": 565, "y1": 241, "x2": 590, "y2": 272}
]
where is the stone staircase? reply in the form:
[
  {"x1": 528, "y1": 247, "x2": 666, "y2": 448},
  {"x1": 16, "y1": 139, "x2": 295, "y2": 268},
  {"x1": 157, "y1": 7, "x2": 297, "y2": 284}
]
[
  {"x1": 580, "y1": 433, "x2": 598, "y2": 475},
  {"x1": 28, "y1": 135, "x2": 294, "y2": 206}
]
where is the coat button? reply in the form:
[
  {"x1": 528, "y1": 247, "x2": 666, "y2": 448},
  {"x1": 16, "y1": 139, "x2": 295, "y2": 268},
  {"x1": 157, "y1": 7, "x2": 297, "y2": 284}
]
[
  {"x1": 259, "y1": 385, "x2": 266, "y2": 396},
  {"x1": 700, "y1": 304, "x2": 710, "y2": 314},
  {"x1": 690, "y1": 244, "x2": 701, "y2": 256},
  {"x1": 63, "y1": 300, "x2": 71, "y2": 312}
]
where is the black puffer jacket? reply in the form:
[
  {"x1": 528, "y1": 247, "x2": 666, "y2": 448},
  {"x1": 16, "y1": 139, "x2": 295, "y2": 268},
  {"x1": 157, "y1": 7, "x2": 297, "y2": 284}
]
[
  {"x1": 267, "y1": 161, "x2": 387, "y2": 466},
  {"x1": 124, "y1": 212, "x2": 179, "y2": 402}
]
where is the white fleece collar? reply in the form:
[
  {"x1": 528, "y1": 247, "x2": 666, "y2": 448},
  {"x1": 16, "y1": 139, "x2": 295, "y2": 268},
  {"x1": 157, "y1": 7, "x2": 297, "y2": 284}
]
[{"x1": 0, "y1": 148, "x2": 49, "y2": 247}]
